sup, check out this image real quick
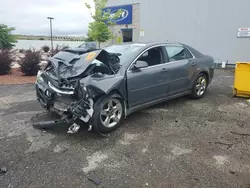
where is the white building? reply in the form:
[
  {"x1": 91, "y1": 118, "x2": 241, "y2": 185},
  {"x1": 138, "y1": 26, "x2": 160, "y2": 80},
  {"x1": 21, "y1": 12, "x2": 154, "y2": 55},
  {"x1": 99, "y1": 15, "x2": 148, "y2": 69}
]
[{"x1": 106, "y1": 0, "x2": 250, "y2": 63}]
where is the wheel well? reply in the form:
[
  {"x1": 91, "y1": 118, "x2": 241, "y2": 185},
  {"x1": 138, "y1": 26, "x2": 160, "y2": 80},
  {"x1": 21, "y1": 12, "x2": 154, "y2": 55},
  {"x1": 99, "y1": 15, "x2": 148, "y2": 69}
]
[
  {"x1": 92, "y1": 89, "x2": 124, "y2": 103},
  {"x1": 200, "y1": 71, "x2": 209, "y2": 83},
  {"x1": 108, "y1": 89, "x2": 123, "y2": 98},
  {"x1": 108, "y1": 89, "x2": 127, "y2": 115}
]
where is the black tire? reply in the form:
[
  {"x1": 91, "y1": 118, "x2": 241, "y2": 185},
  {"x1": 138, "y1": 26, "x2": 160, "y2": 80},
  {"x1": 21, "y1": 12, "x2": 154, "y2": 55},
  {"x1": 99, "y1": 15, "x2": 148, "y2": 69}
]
[
  {"x1": 91, "y1": 94, "x2": 125, "y2": 134},
  {"x1": 190, "y1": 73, "x2": 208, "y2": 99}
]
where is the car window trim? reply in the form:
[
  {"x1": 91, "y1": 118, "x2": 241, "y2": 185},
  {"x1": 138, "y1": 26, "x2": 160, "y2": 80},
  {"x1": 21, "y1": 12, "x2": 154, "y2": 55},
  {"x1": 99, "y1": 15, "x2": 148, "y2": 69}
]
[{"x1": 127, "y1": 44, "x2": 166, "y2": 72}]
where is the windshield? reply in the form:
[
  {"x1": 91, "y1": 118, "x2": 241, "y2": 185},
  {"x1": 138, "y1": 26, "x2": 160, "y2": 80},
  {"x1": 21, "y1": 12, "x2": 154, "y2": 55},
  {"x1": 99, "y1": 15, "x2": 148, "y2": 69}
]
[{"x1": 104, "y1": 44, "x2": 146, "y2": 63}]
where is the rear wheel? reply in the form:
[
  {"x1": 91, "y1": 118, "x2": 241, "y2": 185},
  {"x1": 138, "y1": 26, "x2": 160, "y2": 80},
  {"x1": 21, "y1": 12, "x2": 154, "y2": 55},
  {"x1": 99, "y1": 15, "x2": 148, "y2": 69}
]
[
  {"x1": 190, "y1": 73, "x2": 208, "y2": 99},
  {"x1": 92, "y1": 94, "x2": 124, "y2": 133}
]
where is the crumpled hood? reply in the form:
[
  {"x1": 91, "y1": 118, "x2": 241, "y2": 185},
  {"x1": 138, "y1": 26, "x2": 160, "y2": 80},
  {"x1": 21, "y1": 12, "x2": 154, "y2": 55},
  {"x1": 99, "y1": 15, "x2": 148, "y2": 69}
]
[{"x1": 48, "y1": 49, "x2": 112, "y2": 79}]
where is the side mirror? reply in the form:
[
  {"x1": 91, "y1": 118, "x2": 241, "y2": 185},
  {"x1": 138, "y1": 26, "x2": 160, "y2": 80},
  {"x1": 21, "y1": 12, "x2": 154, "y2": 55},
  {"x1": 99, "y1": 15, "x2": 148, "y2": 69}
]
[{"x1": 133, "y1": 60, "x2": 148, "y2": 69}]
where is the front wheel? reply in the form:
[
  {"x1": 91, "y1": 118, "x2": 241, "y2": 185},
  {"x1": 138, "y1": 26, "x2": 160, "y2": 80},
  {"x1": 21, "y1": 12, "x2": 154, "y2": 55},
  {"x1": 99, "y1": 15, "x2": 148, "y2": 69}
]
[
  {"x1": 92, "y1": 94, "x2": 124, "y2": 133},
  {"x1": 190, "y1": 74, "x2": 208, "y2": 99}
]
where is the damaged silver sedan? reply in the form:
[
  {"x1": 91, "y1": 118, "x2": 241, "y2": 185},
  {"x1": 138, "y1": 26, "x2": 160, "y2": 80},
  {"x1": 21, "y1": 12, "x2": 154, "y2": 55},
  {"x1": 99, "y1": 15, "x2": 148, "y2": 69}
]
[{"x1": 35, "y1": 42, "x2": 214, "y2": 134}]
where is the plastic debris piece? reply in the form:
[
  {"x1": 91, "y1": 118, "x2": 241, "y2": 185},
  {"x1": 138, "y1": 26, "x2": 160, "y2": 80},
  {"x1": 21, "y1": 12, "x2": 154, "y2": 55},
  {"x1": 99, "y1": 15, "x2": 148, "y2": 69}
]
[
  {"x1": 0, "y1": 167, "x2": 7, "y2": 174},
  {"x1": 88, "y1": 176, "x2": 102, "y2": 185}
]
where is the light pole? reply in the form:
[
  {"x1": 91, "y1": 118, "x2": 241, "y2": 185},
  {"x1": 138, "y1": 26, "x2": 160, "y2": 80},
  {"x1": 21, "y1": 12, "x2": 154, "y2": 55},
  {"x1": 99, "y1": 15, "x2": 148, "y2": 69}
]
[{"x1": 47, "y1": 17, "x2": 54, "y2": 50}]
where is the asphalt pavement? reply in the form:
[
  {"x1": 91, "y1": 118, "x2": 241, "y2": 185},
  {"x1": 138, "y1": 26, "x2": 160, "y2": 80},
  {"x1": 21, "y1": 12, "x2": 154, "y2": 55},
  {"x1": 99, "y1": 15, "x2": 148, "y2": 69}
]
[{"x1": 1, "y1": 69, "x2": 250, "y2": 188}]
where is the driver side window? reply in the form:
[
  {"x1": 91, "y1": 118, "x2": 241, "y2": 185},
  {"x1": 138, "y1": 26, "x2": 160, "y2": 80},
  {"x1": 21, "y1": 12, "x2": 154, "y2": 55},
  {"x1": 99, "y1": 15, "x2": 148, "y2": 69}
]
[{"x1": 136, "y1": 47, "x2": 163, "y2": 67}]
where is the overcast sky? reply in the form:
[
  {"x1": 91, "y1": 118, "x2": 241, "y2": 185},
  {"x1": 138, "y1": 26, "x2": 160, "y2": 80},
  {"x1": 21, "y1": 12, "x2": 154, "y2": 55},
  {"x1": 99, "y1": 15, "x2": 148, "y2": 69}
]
[{"x1": 0, "y1": 0, "x2": 95, "y2": 36}]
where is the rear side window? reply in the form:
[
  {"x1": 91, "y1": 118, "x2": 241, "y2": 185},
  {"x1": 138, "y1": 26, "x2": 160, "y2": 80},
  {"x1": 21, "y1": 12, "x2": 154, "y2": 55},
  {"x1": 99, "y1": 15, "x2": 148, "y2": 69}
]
[
  {"x1": 165, "y1": 46, "x2": 193, "y2": 62},
  {"x1": 185, "y1": 48, "x2": 193, "y2": 59}
]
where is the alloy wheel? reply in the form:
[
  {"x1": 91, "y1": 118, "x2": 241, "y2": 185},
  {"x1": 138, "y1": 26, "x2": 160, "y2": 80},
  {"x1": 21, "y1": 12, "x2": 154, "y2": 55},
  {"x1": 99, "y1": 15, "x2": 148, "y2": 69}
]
[
  {"x1": 196, "y1": 76, "x2": 207, "y2": 96},
  {"x1": 100, "y1": 98, "x2": 123, "y2": 128}
]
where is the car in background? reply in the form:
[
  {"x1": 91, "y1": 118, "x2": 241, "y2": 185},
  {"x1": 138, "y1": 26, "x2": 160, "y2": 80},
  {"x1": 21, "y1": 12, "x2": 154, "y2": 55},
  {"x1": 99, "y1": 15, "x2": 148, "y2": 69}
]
[
  {"x1": 78, "y1": 42, "x2": 97, "y2": 49},
  {"x1": 35, "y1": 42, "x2": 214, "y2": 134}
]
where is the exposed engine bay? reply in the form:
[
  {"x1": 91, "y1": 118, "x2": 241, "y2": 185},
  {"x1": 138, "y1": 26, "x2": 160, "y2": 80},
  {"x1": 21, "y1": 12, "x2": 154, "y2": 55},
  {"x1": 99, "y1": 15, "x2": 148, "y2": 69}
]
[{"x1": 35, "y1": 48, "x2": 122, "y2": 134}]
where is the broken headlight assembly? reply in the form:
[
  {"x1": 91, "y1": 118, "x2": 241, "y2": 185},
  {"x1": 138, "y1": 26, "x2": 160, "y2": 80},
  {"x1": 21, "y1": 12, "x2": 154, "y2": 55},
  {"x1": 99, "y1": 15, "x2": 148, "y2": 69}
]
[{"x1": 36, "y1": 70, "x2": 44, "y2": 84}]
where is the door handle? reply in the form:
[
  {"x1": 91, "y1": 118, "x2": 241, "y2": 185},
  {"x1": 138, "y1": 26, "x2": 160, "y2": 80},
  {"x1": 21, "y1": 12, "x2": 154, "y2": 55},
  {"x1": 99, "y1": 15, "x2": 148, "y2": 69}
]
[
  {"x1": 161, "y1": 68, "x2": 168, "y2": 72},
  {"x1": 190, "y1": 62, "x2": 196, "y2": 66}
]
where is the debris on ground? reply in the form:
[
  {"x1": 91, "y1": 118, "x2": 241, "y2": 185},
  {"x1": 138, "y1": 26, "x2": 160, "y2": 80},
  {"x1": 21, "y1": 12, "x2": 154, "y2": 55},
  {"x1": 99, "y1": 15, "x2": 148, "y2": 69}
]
[
  {"x1": 53, "y1": 145, "x2": 68, "y2": 153},
  {"x1": 31, "y1": 112, "x2": 62, "y2": 130},
  {"x1": 230, "y1": 131, "x2": 250, "y2": 137},
  {"x1": 237, "y1": 121, "x2": 245, "y2": 128},
  {"x1": 229, "y1": 171, "x2": 236, "y2": 175},
  {"x1": 88, "y1": 176, "x2": 102, "y2": 185},
  {"x1": 215, "y1": 142, "x2": 233, "y2": 150},
  {"x1": 0, "y1": 167, "x2": 7, "y2": 174},
  {"x1": 53, "y1": 142, "x2": 70, "y2": 153}
]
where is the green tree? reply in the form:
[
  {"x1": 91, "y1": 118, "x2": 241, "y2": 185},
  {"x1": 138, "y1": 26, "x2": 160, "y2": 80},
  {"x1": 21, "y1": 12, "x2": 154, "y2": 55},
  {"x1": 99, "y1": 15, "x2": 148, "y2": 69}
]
[
  {"x1": 0, "y1": 24, "x2": 17, "y2": 49},
  {"x1": 84, "y1": 32, "x2": 94, "y2": 42},
  {"x1": 88, "y1": 22, "x2": 110, "y2": 47},
  {"x1": 85, "y1": 0, "x2": 121, "y2": 48}
]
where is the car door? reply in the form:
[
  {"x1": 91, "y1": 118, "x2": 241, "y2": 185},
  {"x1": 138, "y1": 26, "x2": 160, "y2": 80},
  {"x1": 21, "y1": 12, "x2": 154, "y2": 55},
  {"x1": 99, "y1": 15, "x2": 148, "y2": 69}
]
[
  {"x1": 126, "y1": 46, "x2": 169, "y2": 108},
  {"x1": 164, "y1": 45, "x2": 194, "y2": 96}
]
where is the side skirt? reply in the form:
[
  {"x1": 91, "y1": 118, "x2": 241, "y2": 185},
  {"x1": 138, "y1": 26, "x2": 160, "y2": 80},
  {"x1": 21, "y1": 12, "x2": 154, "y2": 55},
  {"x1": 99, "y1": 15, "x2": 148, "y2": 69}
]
[{"x1": 125, "y1": 91, "x2": 191, "y2": 116}]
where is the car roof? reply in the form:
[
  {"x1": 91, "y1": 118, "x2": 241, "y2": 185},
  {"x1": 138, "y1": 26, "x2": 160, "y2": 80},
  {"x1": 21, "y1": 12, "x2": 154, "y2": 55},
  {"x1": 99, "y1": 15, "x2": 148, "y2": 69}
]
[
  {"x1": 106, "y1": 41, "x2": 205, "y2": 57},
  {"x1": 107, "y1": 41, "x2": 184, "y2": 48},
  {"x1": 143, "y1": 41, "x2": 182, "y2": 46},
  {"x1": 62, "y1": 47, "x2": 98, "y2": 54}
]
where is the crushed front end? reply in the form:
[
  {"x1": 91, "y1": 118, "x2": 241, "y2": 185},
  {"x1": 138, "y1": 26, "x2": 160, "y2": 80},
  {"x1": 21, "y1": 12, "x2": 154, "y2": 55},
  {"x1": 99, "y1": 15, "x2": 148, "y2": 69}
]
[
  {"x1": 35, "y1": 48, "x2": 119, "y2": 134},
  {"x1": 36, "y1": 71, "x2": 95, "y2": 133}
]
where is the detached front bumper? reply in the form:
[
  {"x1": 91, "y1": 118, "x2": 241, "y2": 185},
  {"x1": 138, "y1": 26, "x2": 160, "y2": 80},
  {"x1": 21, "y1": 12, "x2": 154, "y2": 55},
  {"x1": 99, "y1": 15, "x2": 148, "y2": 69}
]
[{"x1": 35, "y1": 71, "x2": 94, "y2": 126}]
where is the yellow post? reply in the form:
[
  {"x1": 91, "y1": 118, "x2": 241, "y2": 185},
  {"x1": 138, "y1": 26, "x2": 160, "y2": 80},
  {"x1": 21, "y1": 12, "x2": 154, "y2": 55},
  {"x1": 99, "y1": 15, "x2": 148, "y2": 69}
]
[{"x1": 233, "y1": 62, "x2": 250, "y2": 98}]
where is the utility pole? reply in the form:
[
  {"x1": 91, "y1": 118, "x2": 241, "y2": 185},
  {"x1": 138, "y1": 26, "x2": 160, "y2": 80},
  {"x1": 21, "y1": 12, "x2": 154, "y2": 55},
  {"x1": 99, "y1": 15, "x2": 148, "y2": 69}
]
[{"x1": 47, "y1": 17, "x2": 54, "y2": 50}]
